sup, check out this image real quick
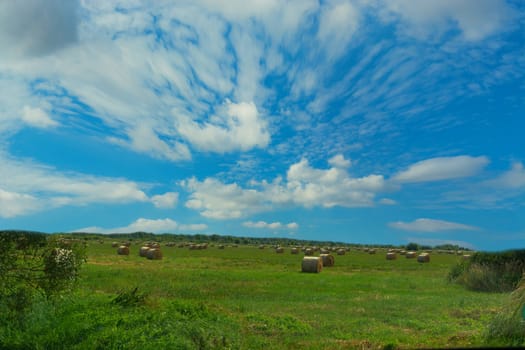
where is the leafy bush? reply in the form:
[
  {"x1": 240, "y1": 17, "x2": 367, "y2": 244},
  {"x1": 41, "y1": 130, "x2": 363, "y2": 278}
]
[
  {"x1": 111, "y1": 287, "x2": 147, "y2": 307},
  {"x1": 448, "y1": 250, "x2": 525, "y2": 292}
]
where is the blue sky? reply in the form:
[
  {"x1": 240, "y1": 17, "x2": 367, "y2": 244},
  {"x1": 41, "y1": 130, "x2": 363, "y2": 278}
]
[{"x1": 0, "y1": 0, "x2": 524, "y2": 251}]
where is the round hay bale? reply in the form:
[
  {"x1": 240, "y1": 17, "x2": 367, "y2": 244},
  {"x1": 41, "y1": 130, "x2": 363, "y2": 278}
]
[
  {"x1": 258, "y1": 245, "x2": 265, "y2": 249},
  {"x1": 291, "y1": 247, "x2": 299, "y2": 254},
  {"x1": 462, "y1": 254, "x2": 471, "y2": 260},
  {"x1": 417, "y1": 253, "x2": 430, "y2": 263},
  {"x1": 320, "y1": 248, "x2": 329, "y2": 254},
  {"x1": 406, "y1": 251, "x2": 417, "y2": 259},
  {"x1": 111, "y1": 241, "x2": 119, "y2": 248},
  {"x1": 304, "y1": 248, "x2": 314, "y2": 256},
  {"x1": 139, "y1": 246, "x2": 150, "y2": 257},
  {"x1": 399, "y1": 250, "x2": 407, "y2": 255},
  {"x1": 368, "y1": 249, "x2": 376, "y2": 255},
  {"x1": 275, "y1": 247, "x2": 284, "y2": 253},
  {"x1": 386, "y1": 252, "x2": 397, "y2": 260},
  {"x1": 337, "y1": 249, "x2": 346, "y2": 255},
  {"x1": 320, "y1": 254, "x2": 335, "y2": 267},
  {"x1": 302, "y1": 256, "x2": 322, "y2": 273},
  {"x1": 146, "y1": 248, "x2": 163, "y2": 260},
  {"x1": 218, "y1": 245, "x2": 225, "y2": 249},
  {"x1": 117, "y1": 245, "x2": 130, "y2": 255}
]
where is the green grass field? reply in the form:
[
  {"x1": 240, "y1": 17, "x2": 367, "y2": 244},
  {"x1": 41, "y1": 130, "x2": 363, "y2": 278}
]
[{"x1": 1, "y1": 241, "x2": 512, "y2": 349}]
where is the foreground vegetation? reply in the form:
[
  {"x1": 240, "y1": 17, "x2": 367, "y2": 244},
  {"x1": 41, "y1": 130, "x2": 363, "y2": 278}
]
[{"x1": 0, "y1": 231, "x2": 523, "y2": 349}]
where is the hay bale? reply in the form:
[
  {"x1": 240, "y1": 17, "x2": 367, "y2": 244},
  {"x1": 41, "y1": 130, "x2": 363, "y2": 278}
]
[
  {"x1": 386, "y1": 252, "x2": 397, "y2": 260},
  {"x1": 111, "y1": 241, "x2": 119, "y2": 248},
  {"x1": 218, "y1": 245, "x2": 225, "y2": 249},
  {"x1": 320, "y1": 254, "x2": 335, "y2": 267},
  {"x1": 406, "y1": 251, "x2": 417, "y2": 258},
  {"x1": 139, "y1": 246, "x2": 150, "y2": 257},
  {"x1": 291, "y1": 247, "x2": 299, "y2": 254},
  {"x1": 302, "y1": 256, "x2": 322, "y2": 273},
  {"x1": 304, "y1": 248, "x2": 314, "y2": 256},
  {"x1": 146, "y1": 248, "x2": 163, "y2": 260},
  {"x1": 462, "y1": 254, "x2": 471, "y2": 260},
  {"x1": 320, "y1": 248, "x2": 329, "y2": 254},
  {"x1": 368, "y1": 249, "x2": 376, "y2": 255},
  {"x1": 417, "y1": 253, "x2": 430, "y2": 263},
  {"x1": 275, "y1": 247, "x2": 284, "y2": 253},
  {"x1": 337, "y1": 249, "x2": 346, "y2": 255},
  {"x1": 117, "y1": 245, "x2": 130, "y2": 255},
  {"x1": 258, "y1": 245, "x2": 265, "y2": 249}
]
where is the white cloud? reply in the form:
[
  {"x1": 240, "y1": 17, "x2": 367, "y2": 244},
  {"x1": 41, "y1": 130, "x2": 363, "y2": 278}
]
[
  {"x1": 243, "y1": 221, "x2": 299, "y2": 230},
  {"x1": 151, "y1": 192, "x2": 179, "y2": 209},
  {"x1": 0, "y1": 152, "x2": 177, "y2": 217},
  {"x1": 378, "y1": 0, "x2": 518, "y2": 41},
  {"x1": 389, "y1": 218, "x2": 479, "y2": 232},
  {"x1": 177, "y1": 100, "x2": 270, "y2": 153},
  {"x1": 184, "y1": 154, "x2": 386, "y2": 219},
  {"x1": 0, "y1": 0, "x2": 79, "y2": 59},
  {"x1": 21, "y1": 106, "x2": 59, "y2": 128},
  {"x1": 73, "y1": 218, "x2": 207, "y2": 234},
  {"x1": 484, "y1": 162, "x2": 525, "y2": 189},
  {"x1": 179, "y1": 223, "x2": 208, "y2": 231},
  {"x1": 0, "y1": 188, "x2": 41, "y2": 218},
  {"x1": 74, "y1": 218, "x2": 178, "y2": 234},
  {"x1": 379, "y1": 198, "x2": 397, "y2": 205},
  {"x1": 328, "y1": 154, "x2": 351, "y2": 168},
  {"x1": 393, "y1": 156, "x2": 489, "y2": 183}
]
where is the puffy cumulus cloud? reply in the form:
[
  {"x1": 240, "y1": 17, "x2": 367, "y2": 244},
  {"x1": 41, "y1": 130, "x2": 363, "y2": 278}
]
[
  {"x1": 389, "y1": 218, "x2": 479, "y2": 232},
  {"x1": 183, "y1": 177, "x2": 267, "y2": 219},
  {"x1": 151, "y1": 192, "x2": 179, "y2": 209},
  {"x1": 74, "y1": 218, "x2": 178, "y2": 234},
  {"x1": 243, "y1": 221, "x2": 299, "y2": 230},
  {"x1": 177, "y1": 101, "x2": 270, "y2": 153},
  {"x1": 379, "y1": 198, "x2": 397, "y2": 205},
  {"x1": 393, "y1": 156, "x2": 489, "y2": 183},
  {"x1": 328, "y1": 154, "x2": 352, "y2": 168},
  {"x1": 21, "y1": 106, "x2": 59, "y2": 128},
  {"x1": 183, "y1": 154, "x2": 386, "y2": 219},
  {"x1": 0, "y1": 0, "x2": 79, "y2": 59},
  {"x1": 376, "y1": 0, "x2": 518, "y2": 41}
]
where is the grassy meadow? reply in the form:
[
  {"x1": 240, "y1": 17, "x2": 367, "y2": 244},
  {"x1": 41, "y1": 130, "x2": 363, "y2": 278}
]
[{"x1": 1, "y1": 239, "x2": 514, "y2": 349}]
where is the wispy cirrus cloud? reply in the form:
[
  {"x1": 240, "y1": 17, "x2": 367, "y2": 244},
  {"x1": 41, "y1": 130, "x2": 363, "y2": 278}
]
[
  {"x1": 389, "y1": 218, "x2": 480, "y2": 232},
  {"x1": 393, "y1": 156, "x2": 489, "y2": 183}
]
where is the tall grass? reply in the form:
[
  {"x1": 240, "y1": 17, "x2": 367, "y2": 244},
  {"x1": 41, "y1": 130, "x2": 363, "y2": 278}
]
[{"x1": 485, "y1": 274, "x2": 525, "y2": 346}]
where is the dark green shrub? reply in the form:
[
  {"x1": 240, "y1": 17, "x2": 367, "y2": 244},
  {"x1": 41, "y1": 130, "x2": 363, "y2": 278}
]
[{"x1": 449, "y1": 250, "x2": 525, "y2": 292}]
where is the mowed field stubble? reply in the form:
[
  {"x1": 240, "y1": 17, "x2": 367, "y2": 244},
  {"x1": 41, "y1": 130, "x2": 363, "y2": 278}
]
[{"x1": 66, "y1": 240, "x2": 507, "y2": 349}]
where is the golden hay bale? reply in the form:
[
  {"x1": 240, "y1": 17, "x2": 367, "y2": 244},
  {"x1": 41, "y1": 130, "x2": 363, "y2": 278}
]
[
  {"x1": 146, "y1": 248, "x2": 163, "y2": 260},
  {"x1": 406, "y1": 251, "x2": 417, "y2": 258},
  {"x1": 417, "y1": 253, "x2": 430, "y2": 263},
  {"x1": 111, "y1": 242, "x2": 119, "y2": 248},
  {"x1": 139, "y1": 246, "x2": 150, "y2": 257},
  {"x1": 399, "y1": 250, "x2": 407, "y2": 255},
  {"x1": 386, "y1": 252, "x2": 397, "y2": 260},
  {"x1": 275, "y1": 247, "x2": 284, "y2": 253},
  {"x1": 258, "y1": 245, "x2": 265, "y2": 249},
  {"x1": 337, "y1": 249, "x2": 346, "y2": 255},
  {"x1": 368, "y1": 249, "x2": 376, "y2": 255},
  {"x1": 302, "y1": 256, "x2": 322, "y2": 273},
  {"x1": 117, "y1": 246, "x2": 130, "y2": 255},
  {"x1": 291, "y1": 247, "x2": 299, "y2": 254},
  {"x1": 320, "y1": 254, "x2": 335, "y2": 267},
  {"x1": 304, "y1": 248, "x2": 314, "y2": 256}
]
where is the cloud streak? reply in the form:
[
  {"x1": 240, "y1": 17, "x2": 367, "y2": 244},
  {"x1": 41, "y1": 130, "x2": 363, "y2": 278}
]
[{"x1": 389, "y1": 218, "x2": 479, "y2": 232}]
